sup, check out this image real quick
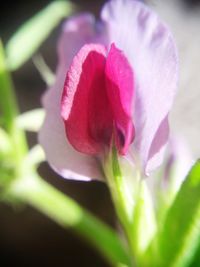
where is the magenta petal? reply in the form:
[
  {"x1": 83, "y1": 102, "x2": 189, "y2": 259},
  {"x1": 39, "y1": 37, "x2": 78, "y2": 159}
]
[
  {"x1": 62, "y1": 42, "x2": 134, "y2": 156},
  {"x1": 105, "y1": 43, "x2": 135, "y2": 155},
  {"x1": 61, "y1": 43, "x2": 112, "y2": 155},
  {"x1": 102, "y1": 0, "x2": 178, "y2": 173},
  {"x1": 39, "y1": 15, "x2": 105, "y2": 180}
]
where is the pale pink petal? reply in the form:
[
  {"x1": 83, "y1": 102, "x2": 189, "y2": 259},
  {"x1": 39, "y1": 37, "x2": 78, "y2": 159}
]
[
  {"x1": 147, "y1": 116, "x2": 169, "y2": 173},
  {"x1": 101, "y1": 0, "x2": 178, "y2": 174},
  {"x1": 58, "y1": 13, "x2": 106, "y2": 69},
  {"x1": 39, "y1": 15, "x2": 105, "y2": 180},
  {"x1": 163, "y1": 137, "x2": 194, "y2": 193}
]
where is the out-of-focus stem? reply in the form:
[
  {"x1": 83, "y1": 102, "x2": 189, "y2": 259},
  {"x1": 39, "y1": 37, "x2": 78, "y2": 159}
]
[
  {"x1": 10, "y1": 173, "x2": 131, "y2": 267},
  {"x1": 0, "y1": 40, "x2": 27, "y2": 167}
]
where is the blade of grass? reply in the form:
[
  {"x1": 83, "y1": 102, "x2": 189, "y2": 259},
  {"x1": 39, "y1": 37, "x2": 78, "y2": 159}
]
[
  {"x1": 156, "y1": 161, "x2": 200, "y2": 267},
  {"x1": 6, "y1": 1, "x2": 74, "y2": 70},
  {"x1": 15, "y1": 108, "x2": 45, "y2": 132}
]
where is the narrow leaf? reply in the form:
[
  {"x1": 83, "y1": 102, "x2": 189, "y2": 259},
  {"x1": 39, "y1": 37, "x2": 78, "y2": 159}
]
[
  {"x1": 157, "y1": 161, "x2": 200, "y2": 267},
  {"x1": 16, "y1": 108, "x2": 45, "y2": 132},
  {"x1": 24, "y1": 145, "x2": 45, "y2": 167},
  {"x1": 6, "y1": 1, "x2": 74, "y2": 70},
  {"x1": 0, "y1": 40, "x2": 28, "y2": 160},
  {"x1": 0, "y1": 40, "x2": 18, "y2": 129},
  {"x1": 0, "y1": 127, "x2": 12, "y2": 154}
]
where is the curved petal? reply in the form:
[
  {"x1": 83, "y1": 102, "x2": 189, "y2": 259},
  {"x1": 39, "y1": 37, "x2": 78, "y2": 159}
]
[
  {"x1": 105, "y1": 43, "x2": 135, "y2": 155},
  {"x1": 165, "y1": 137, "x2": 194, "y2": 192},
  {"x1": 58, "y1": 13, "x2": 106, "y2": 69},
  {"x1": 39, "y1": 14, "x2": 105, "y2": 180},
  {"x1": 101, "y1": 0, "x2": 178, "y2": 174},
  {"x1": 147, "y1": 116, "x2": 169, "y2": 173},
  {"x1": 61, "y1": 43, "x2": 135, "y2": 156},
  {"x1": 61, "y1": 44, "x2": 110, "y2": 155}
]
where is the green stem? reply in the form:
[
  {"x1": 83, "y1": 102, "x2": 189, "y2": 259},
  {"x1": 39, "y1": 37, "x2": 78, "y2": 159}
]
[
  {"x1": 0, "y1": 40, "x2": 27, "y2": 165},
  {"x1": 0, "y1": 41, "x2": 18, "y2": 127},
  {"x1": 111, "y1": 147, "x2": 130, "y2": 228},
  {"x1": 105, "y1": 147, "x2": 156, "y2": 267},
  {"x1": 10, "y1": 174, "x2": 131, "y2": 267},
  {"x1": 104, "y1": 146, "x2": 136, "y2": 266}
]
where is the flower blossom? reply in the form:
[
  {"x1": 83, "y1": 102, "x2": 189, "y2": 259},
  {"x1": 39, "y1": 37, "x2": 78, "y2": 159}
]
[
  {"x1": 39, "y1": 0, "x2": 178, "y2": 181},
  {"x1": 61, "y1": 43, "x2": 135, "y2": 156}
]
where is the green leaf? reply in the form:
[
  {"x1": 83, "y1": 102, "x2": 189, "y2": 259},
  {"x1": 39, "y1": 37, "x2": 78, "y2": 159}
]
[
  {"x1": 6, "y1": 1, "x2": 74, "y2": 70},
  {"x1": 0, "y1": 127, "x2": 12, "y2": 155},
  {"x1": 157, "y1": 160, "x2": 200, "y2": 267},
  {"x1": 24, "y1": 145, "x2": 45, "y2": 167},
  {"x1": 16, "y1": 108, "x2": 45, "y2": 132},
  {"x1": 189, "y1": 244, "x2": 200, "y2": 267},
  {"x1": 0, "y1": 40, "x2": 19, "y2": 130},
  {"x1": 0, "y1": 40, "x2": 28, "y2": 163}
]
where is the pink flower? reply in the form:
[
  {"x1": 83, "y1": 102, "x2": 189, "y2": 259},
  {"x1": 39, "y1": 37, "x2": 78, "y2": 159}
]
[
  {"x1": 61, "y1": 43, "x2": 134, "y2": 156},
  {"x1": 39, "y1": 0, "x2": 178, "y2": 181}
]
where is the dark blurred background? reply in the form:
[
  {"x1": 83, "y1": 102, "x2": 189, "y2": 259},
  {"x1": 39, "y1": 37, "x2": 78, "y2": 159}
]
[
  {"x1": 0, "y1": 0, "x2": 200, "y2": 266},
  {"x1": 0, "y1": 1, "x2": 114, "y2": 267}
]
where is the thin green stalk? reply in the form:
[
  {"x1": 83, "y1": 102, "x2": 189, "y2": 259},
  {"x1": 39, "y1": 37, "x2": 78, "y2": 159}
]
[
  {"x1": 104, "y1": 147, "x2": 156, "y2": 267},
  {"x1": 111, "y1": 146, "x2": 131, "y2": 229},
  {"x1": 0, "y1": 40, "x2": 27, "y2": 165},
  {"x1": 10, "y1": 174, "x2": 131, "y2": 267},
  {"x1": 103, "y1": 146, "x2": 137, "y2": 266}
]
